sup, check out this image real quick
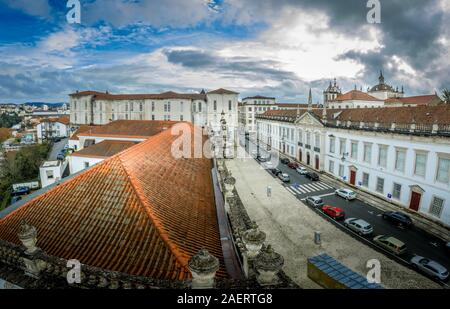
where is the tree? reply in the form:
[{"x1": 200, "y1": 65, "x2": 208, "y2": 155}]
[
  {"x1": 0, "y1": 128, "x2": 11, "y2": 143},
  {"x1": 442, "y1": 89, "x2": 450, "y2": 104}
]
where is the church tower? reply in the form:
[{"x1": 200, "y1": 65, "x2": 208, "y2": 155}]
[{"x1": 323, "y1": 78, "x2": 342, "y2": 105}]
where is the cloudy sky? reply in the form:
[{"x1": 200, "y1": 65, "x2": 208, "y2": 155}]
[{"x1": 0, "y1": 0, "x2": 449, "y2": 103}]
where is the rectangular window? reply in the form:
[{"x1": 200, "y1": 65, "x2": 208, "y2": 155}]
[
  {"x1": 351, "y1": 141, "x2": 358, "y2": 160},
  {"x1": 306, "y1": 132, "x2": 311, "y2": 145},
  {"x1": 152, "y1": 115, "x2": 155, "y2": 121},
  {"x1": 376, "y1": 177, "x2": 384, "y2": 193},
  {"x1": 229, "y1": 100, "x2": 232, "y2": 111},
  {"x1": 429, "y1": 197, "x2": 444, "y2": 218},
  {"x1": 328, "y1": 161, "x2": 335, "y2": 174},
  {"x1": 395, "y1": 149, "x2": 406, "y2": 172},
  {"x1": 46, "y1": 170, "x2": 54, "y2": 179},
  {"x1": 139, "y1": 103, "x2": 143, "y2": 112},
  {"x1": 180, "y1": 115, "x2": 184, "y2": 121},
  {"x1": 130, "y1": 103, "x2": 134, "y2": 112},
  {"x1": 363, "y1": 144, "x2": 372, "y2": 163},
  {"x1": 152, "y1": 102, "x2": 155, "y2": 112},
  {"x1": 436, "y1": 157, "x2": 450, "y2": 184},
  {"x1": 393, "y1": 183, "x2": 401, "y2": 199},
  {"x1": 125, "y1": 103, "x2": 128, "y2": 112},
  {"x1": 180, "y1": 102, "x2": 184, "y2": 112},
  {"x1": 298, "y1": 130, "x2": 303, "y2": 143},
  {"x1": 198, "y1": 102, "x2": 202, "y2": 112},
  {"x1": 339, "y1": 139, "x2": 346, "y2": 155},
  {"x1": 338, "y1": 164, "x2": 344, "y2": 177},
  {"x1": 84, "y1": 162, "x2": 89, "y2": 169},
  {"x1": 329, "y1": 137, "x2": 335, "y2": 153},
  {"x1": 414, "y1": 153, "x2": 427, "y2": 177},
  {"x1": 362, "y1": 172, "x2": 369, "y2": 187},
  {"x1": 378, "y1": 145, "x2": 387, "y2": 168},
  {"x1": 168, "y1": 102, "x2": 171, "y2": 112},
  {"x1": 315, "y1": 133, "x2": 320, "y2": 148},
  {"x1": 214, "y1": 101, "x2": 217, "y2": 111}
]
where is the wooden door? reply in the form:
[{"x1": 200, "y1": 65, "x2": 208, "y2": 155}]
[
  {"x1": 409, "y1": 192, "x2": 421, "y2": 211},
  {"x1": 350, "y1": 170, "x2": 356, "y2": 185}
]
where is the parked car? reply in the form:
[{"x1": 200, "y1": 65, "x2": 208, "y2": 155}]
[
  {"x1": 305, "y1": 172, "x2": 319, "y2": 181},
  {"x1": 270, "y1": 168, "x2": 282, "y2": 176},
  {"x1": 10, "y1": 196, "x2": 22, "y2": 205},
  {"x1": 305, "y1": 196, "x2": 324, "y2": 208},
  {"x1": 64, "y1": 143, "x2": 70, "y2": 149},
  {"x1": 321, "y1": 205, "x2": 345, "y2": 220},
  {"x1": 53, "y1": 137, "x2": 62, "y2": 143},
  {"x1": 57, "y1": 153, "x2": 65, "y2": 161},
  {"x1": 410, "y1": 255, "x2": 449, "y2": 281},
  {"x1": 257, "y1": 155, "x2": 267, "y2": 162},
  {"x1": 278, "y1": 173, "x2": 290, "y2": 183},
  {"x1": 335, "y1": 188, "x2": 357, "y2": 200},
  {"x1": 11, "y1": 186, "x2": 30, "y2": 196},
  {"x1": 280, "y1": 158, "x2": 290, "y2": 165},
  {"x1": 263, "y1": 162, "x2": 273, "y2": 169},
  {"x1": 296, "y1": 167, "x2": 308, "y2": 175},
  {"x1": 382, "y1": 211, "x2": 413, "y2": 228},
  {"x1": 373, "y1": 235, "x2": 407, "y2": 255},
  {"x1": 344, "y1": 218, "x2": 373, "y2": 236},
  {"x1": 288, "y1": 161, "x2": 299, "y2": 169}
]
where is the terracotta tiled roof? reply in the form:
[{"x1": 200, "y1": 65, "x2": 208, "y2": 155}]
[
  {"x1": 384, "y1": 94, "x2": 442, "y2": 106},
  {"x1": 258, "y1": 105, "x2": 450, "y2": 125},
  {"x1": 0, "y1": 125, "x2": 226, "y2": 280},
  {"x1": 77, "y1": 120, "x2": 178, "y2": 139},
  {"x1": 207, "y1": 88, "x2": 239, "y2": 95},
  {"x1": 276, "y1": 103, "x2": 321, "y2": 108},
  {"x1": 334, "y1": 90, "x2": 381, "y2": 102},
  {"x1": 71, "y1": 140, "x2": 137, "y2": 158},
  {"x1": 70, "y1": 91, "x2": 206, "y2": 101},
  {"x1": 69, "y1": 125, "x2": 96, "y2": 141},
  {"x1": 243, "y1": 95, "x2": 275, "y2": 100},
  {"x1": 39, "y1": 116, "x2": 70, "y2": 125}
]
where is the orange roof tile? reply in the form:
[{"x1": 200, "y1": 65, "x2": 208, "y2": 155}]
[
  {"x1": 71, "y1": 140, "x2": 137, "y2": 158},
  {"x1": 0, "y1": 124, "x2": 226, "y2": 280},
  {"x1": 207, "y1": 88, "x2": 239, "y2": 95},
  {"x1": 385, "y1": 94, "x2": 442, "y2": 106},
  {"x1": 334, "y1": 90, "x2": 381, "y2": 102},
  {"x1": 39, "y1": 116, "x2": 70, "y2": 125},
  {"x1": 69, "y1": 125, "x2": 96, "y2": 141},
  {"x1": 77, "y1": 120, "x2": 178, "y2": 139},
  {"x1": 70, "y1": 90, "x2": 206, "y2": 101}
]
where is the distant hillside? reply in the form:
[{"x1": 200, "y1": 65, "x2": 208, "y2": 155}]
[{"x1": 24, "y1": 102, "x2": 66, "y2": 107}]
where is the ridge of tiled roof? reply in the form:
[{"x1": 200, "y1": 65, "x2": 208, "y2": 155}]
[
  {"x1": 385, "y1": 94, "x2": 442, "y2": 105},
  {"x1": 39, "y1": 116, "x2": 70, "y2": 125},
  {"x1": 334, "y1": 90, "x2": 381, "y2": 102},
  {"x1": 258, "y1": 105, "x2": 450, "y2": 125},
  {"x1": 71, "y1": 140, "x2": 137, "y2": 158},
  {"x1": 69, "y1": 125, "x2": 96, "y2": 141},
  {"x1": 69, "y1": 90, "x2": 207, "y2": 101},
  {"x1": 243, "y1": 95, "x2": 275, "y2": 100},
  {"x1": 0, "y1": 125, "x2": 226, "y2": 279},
  {"x1": 77, "y1": 120, "x2": 179, "y2": 139},
  {"x1": 207, "y1": 88, "x2": 239, "y2": 95}
]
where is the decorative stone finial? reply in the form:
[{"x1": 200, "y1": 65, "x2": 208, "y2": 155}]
[
  {"x1": 242, "y1": 222, "x2": 266, "y2": 258},
  {"x1": 188, "y1": 249, "x2": 220, "y2": 289},
  {"x1": 254, "y1": 245, "x2": 284, "y2": 286},
  {"x1": 18, "y1": 221, "x2": 38, "y2": 255}
]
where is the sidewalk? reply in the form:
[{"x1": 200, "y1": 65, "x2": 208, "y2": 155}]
[{"x1": 226, "y1": 146, "x2": 440, "y2": 289}]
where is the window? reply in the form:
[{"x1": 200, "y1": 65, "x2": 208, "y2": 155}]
[
  {"x1": 152, "y1": 115, "x2": 155, "y2": 121},
  {"x1": 393, "y1": 183, "x2": 401, "y2": 199},
  {"x1": 180, "y1": 102, "x2": 184, "y2": 112},
  {"x1": 329, "y1": 137, "x2": 335, "y2": 153},
  {"x1": 429, "y1": 197, "x2": 444, "y2": 218},
  {"x1": 329, "y1": 161, "x2": 335, "y2": 174},
  {"x1": 436, "y1": 157, "x2": 450, "y2": 184},
  {"x1": 139, "y1": 103, "x2": 143, "y2": 112},
  {"x1": 84, "y1": 162, "x2": 89, "y2": 169},
  {"x1": 339, "y1": 139, "x2": 346, "y2": 155},
  {"x1": 130, "y1": 103, "x2": 134, "y2": 112},
  {"x1": 248, "y1": 107, "x2": 252, "y2": 112},
  {"x1": 351, "y1": 141, "x2": 358, "y2": 160},
  {"x1": 378, "y1": 145, "x2": 387, "y2": 168},
  {"x1": 214, "y1": 100, "x2": 217, "y2": 111},
  {"x1": 229, "y1": 100, "x2": 232, "y2": 111},
  {"x1": 298, "y1": 130, "x2": 303, "y2": 143},
  {"x1": 315, "y1": 133, "x2": 320, "y2": 148},
  {"x1": 180, "y1": 115, "x2": 184, "y2": 121},
  {"x1": 338, "y1": 164, "x2": 344, "y2": 177},
  {"x1": 198, "y1": 102, "x2": 202, "y2": 112},
  {"x1": 363, "y1": 144, "x2": 372, "y2": 163},
  {"x1": 152, "y1": 102, "x2": 155, "y2": 112},
  {"x1": 125, "y1": 114, "x2": 129, "y2": 120},
  {"x1": 85, "y1": 114, "x2": 88, "y2": 124},
  {"x1": 306, "y1": 132, "x2": 311, "y2": 145},
  {"x1": 125, "y1": 103, "x2": 128, "y2": 112},
  {"x1": 168, "y1": 102, "x2": 171, "y2": 112},
  {"x1": 395, "y1": 149, "x2": 406, "y2": 172},
  {"x1": 414, "y1": 152, "x2": 427, "y2": 177},
  {"x1": 362, "y1": 172, "x2": 369, "y2": 187},
  {"x1": 46, "y1": 170, "x2": 54, "y2": 179},
  {"x1": 376, "y1": 177, "x2": 384, "y2": 193},
  {"x1": 112, "y1": 114, "x2": 115, "y2": 121}
]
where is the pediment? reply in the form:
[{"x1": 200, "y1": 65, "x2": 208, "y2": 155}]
[{"x1": 295, "y1": 111, "x2": 323, "y2": 127}]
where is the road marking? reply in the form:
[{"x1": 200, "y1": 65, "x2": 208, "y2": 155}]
[
  {"x1": 316, "y1": 192, "x2": 335, "y2": 198},
  {"x1": 286, "y1": 187, "x2": 296, "y2": 195}
]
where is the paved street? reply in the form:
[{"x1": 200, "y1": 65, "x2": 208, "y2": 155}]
[
  {"x1": 241, "y1": 134, "x2": 450, "y2": 286},
  {"x1": 47, "y1": 138, "x2": 68, "y2": 160}
]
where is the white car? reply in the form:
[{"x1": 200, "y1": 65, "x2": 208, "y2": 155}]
[
  {"x1": 296, "y1": 167, "x2": 308, "y2": 175},
  {"x1": 344, "y1": 218, "x2": 373, "y2": 236},
  {"x1": 335, "y1": 188, "x2": 357, "y2": 200},
  {"x1": 410, "y1": 255, "x2": 449, "y2": 281}
]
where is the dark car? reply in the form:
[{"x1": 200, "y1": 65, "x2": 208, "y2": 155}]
[
  {"x1": 53, "y1": 137, "x2": 62, "y2": 143},
  {"x1": 382, "y1": 211, "x2": 413, "y2": 228},
  {"x1": 305, "y1": 172, "x2": 319, "y2": 181},
  {"x1": 11, "y1": 196, "x2": 22, "y2": 205},
  {"x1": 322, "y1": 205, "x2": 345, "y2": 220},
  {"x1": 270, "y1": 168, "x2": 282, "y2": 176},
  {"x1": 288, "y1": 161, "x2": 299, "y2": 169},
  {"x1": 280, "y1": 158, "x2": 290, "y2": 164},
  {"x1": 57, "y1": 153, "x2": 66, "y2": 161},
  {"x1": 12, "y1": 186, "x2": 30, "y2": 196},
  {"x1": 257, "y1": 155, "x2": 269, "y2": 163}
]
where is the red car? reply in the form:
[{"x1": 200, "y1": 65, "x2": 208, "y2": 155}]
[
  {"x1": 321, "y1": 205, "x2": 345, "y2": 220},
  {"x1": 288, "y1": 161, "x2": 299, "y2": 169}
]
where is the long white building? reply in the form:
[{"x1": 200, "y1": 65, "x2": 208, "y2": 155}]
[
  {"x1": 256, "y1": 105, "x2": 450, "y2": 227},
  {"x1": 239, "y1": 95, "x2": 277, "y2": 136},
  {"x1": 69, "y1": 89, "x2": 239, "y2": 138}
]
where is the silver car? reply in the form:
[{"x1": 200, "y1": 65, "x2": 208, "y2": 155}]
[
  {"x1": 344, "y1": 218, "x2": 373, "y2": 236},
  {"x1": 305, "y1": 196, "x2": 324, "y2": 208},
  {"x1": 410, "y1": 255, "x2": 449, "y2": 281}
]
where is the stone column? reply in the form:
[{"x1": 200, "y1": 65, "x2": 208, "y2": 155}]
[
  {"x1": 188, "y1": 249, "x2": 220, "y2": 289},
  {"x1": 254, "y1": 245, "x2": 284, "y2": 286},
  {"x1": 242, "y1": 222, "x2": 266, "y2": 259}
]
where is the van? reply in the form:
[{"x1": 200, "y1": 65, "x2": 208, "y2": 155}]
[{"x1": 373, "y1": 235, "x2": 407, "y2": 255}]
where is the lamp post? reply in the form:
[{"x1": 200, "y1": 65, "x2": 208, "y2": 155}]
[{"x1": 221, "y1": 111, "x2": 227, "y2": 159}]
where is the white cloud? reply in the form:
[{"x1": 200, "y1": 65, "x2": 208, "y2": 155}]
[{"x1": 1, "y1": 0, "x2": 51, "y2": 17}]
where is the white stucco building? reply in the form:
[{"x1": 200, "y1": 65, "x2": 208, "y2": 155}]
[
  {"x1": 39, "y1": 160, "x2": 68, "y2": 188},
  {"x1": 238, "y1": 95, "x2": 277, "y2": 136},
  {"x1": 256, "y1": 105, "x2": 450, "y2": 227},
  {"x1": 36, "y1": 117, "x2": 70, "y2": 142},
  {"x1": 69, "y1": 88, "x2": 239, "y2": 141}
]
